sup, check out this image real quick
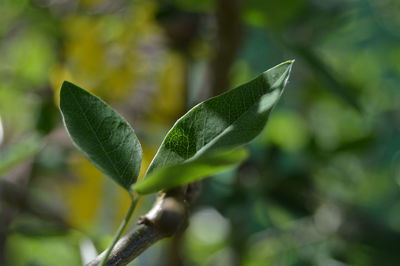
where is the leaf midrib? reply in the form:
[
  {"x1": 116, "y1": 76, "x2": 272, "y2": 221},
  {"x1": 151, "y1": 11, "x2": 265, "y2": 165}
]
[
  {"x1": 148, "y1": 64, "x2": 290, "y2": 173},
  {"x1": 154, "y1": 82, "x2": 280, "y2": 167},
  {"x1": 199, "y1": 69, "x2": 287, "y2": 153},
  {"x1": 192, "y1": 89, "x2": 280, "y2": 159}
]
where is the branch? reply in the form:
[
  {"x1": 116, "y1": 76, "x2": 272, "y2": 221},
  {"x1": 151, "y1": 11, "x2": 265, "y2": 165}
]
[
  {"x1": 0, "y1": 179, "x2": 69, "y2": 229},
  {"x1": 86, "y1": 189, "x2": 189, "y2": 266},
  {"x1": 210, "y1": 0, "x2": 243, "y2": 96}
]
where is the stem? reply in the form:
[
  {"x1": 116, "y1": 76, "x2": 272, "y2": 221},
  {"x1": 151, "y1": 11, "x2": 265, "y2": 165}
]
[
  {"x1": 87, "y1": 191, "x2": 188, "y2": 266},
  {"x1": 99, "y1": 193, "x2": 138, "y2": 266}
]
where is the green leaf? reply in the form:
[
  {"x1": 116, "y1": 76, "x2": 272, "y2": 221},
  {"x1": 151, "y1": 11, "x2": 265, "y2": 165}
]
[
  {"x1": 134, "y1": 148, "x2": 248, "y2": 194},
  {"x1": 0, "y1": 135, "x2": 43, "y2": 176},
  {"x1": 147, "y1": 60, "x2": 294, "y2": 173},
  {"x1": 60, "y1": 81, "x2": 142, "y2": 190}
]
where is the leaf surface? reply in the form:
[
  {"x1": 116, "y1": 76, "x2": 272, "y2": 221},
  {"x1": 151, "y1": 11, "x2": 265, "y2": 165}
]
[
  {"x1": 60, "y1": 81, "x2": 142, "y2": 190},
  {"x1": 147, "y1": 60, "x2": 294, "y2": 174},
  {"x1": 134, "y1": 148, "x2": 248, "y2": 194}
]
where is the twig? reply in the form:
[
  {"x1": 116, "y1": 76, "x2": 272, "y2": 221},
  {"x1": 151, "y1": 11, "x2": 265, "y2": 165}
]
[
  {"x1": 86, "y1": 189, "x2": 188, "y2": 266},
  {"x1": 98, "y1": 194, "x2": 138, "y2": 266}
]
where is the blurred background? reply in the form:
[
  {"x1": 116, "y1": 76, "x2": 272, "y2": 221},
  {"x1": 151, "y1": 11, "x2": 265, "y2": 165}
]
[{"x1": 1, "y1": 0, "x2": 400, "y2": 265}]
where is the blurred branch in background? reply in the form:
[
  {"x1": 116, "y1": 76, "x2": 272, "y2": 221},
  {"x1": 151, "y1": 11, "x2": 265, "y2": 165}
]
[
  {"x1": 210, "y1": 0, "x2": 243, "y2": 96},
  {"x1": 156, "y1": 0, "x2": 245, "y2": 265},
  {"x1": 0, "y1": 157, "x2": 69, "y2": 264},
  {"x1": 286, "y1": 43, "x2": 361, "y2": 111},
  {"x1": 0, "y1": 160, "x2": 33, "y2": 265}
]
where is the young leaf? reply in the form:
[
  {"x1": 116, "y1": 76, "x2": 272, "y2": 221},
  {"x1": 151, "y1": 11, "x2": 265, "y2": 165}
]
[
  {"x1": 60, "y1": 81, "x2": 142, "y2": 190},
  {"x1": 147, "y1": 60, "x2": 294, "y2": 173},
  {"x1": 134, "y1": 148, "x2": 248, "y2": 194}
]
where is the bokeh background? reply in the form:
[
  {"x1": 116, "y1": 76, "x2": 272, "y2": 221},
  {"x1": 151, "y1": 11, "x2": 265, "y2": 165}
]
[{"x1": 1, "y1": 0, "x2": 400, "y2": 265}]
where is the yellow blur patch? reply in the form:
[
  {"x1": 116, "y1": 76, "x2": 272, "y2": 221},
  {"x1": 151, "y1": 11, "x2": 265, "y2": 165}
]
[
  {"x1": 113, "y1": 183, "x2": 133, "y2": 230},
  {"x1": 137, "y1": 144, "x2": 156, "y2": 182},
  {"x1": 50, "y1": 64, "x2": 81, "y2": 106},
  {"x1": 150, "y1": 51, "x2": 186, "y2": 123},
  {"x1": 50, "y1": 1, "x2": 163, "y2": 105},
  {"x1": 61, "y1": 142, "x2": 157, "y2": 231},
  {"x1": 62, "y1": 155, "x2": 134, "y2": 231},
  {"x1": 61, "y1": 155, "x2": 103, "y2": 230}
]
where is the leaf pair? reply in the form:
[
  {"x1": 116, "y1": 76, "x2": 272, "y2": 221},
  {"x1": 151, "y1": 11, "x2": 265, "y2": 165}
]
[{"x1": 60, "y1": 60, "x2": 294, "y2": 194}]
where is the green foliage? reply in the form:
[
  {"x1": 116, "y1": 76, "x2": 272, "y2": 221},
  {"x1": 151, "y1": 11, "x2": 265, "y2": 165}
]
[
  {"x1": 243, "y1": 0, "x2": 304, "y2": 28},
  {"x1": 146, "y1": 60, "x2": 294, "y2": 174},
  {"x1": 6, "y1": 231, "x2": 82, "y2": 266},
  {"x1": 58, "y1": 60, "x2": 292, "y2": 266},
  {"x1": 0, "y1": 136, "x2": 42, "y2": 176},
  {"x1": 60, "y1": 81, "x2": 142, "y2": 190},
  {"x1": 134, "y1": 148, "x2": 248, "y2": 194},
  {"x1": 59, "y1": 61, "x2": 293, "y2": 194},
  {"x1": 2, "y1": 0, "x2": 400, "y2": 264}
]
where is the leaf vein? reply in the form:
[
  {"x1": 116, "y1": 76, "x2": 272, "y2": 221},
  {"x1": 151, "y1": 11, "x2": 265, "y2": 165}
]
[{"x1": 68, "y1": 88, "x2": 123, "y2": 179}]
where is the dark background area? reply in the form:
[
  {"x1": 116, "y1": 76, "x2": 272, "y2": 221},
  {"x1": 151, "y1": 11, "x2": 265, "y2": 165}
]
[{"x1": 0, "y1": 0, "x2": 400, "y2": 265}]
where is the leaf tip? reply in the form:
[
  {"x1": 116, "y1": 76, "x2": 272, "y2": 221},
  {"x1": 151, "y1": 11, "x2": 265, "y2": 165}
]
[
  {"x1": 286, "y1": 59, "x2": 295, "y2": 74},
  {"x1": 60, "y1": 80, "x2": 75, "y2": 99},
  {"x1": 278, "y1": 59, "x2": 295, "y2": 70},
  {"x1": 61, "y1": 80, "x2": 72, "y2": 89},
  {"x1": 262, "y1": 60, "x2": 295, "y2": 91}
]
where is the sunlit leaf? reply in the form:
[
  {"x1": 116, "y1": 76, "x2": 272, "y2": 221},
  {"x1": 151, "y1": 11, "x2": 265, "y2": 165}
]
[
  {"x1": 147, "y1": 60, "x2": 294, "y2": 173},
  {"x1": 60, "y1": 81, "x2": 142, "y2": 190},
  {"x1": 134, "y1": 148, "x2": 248, "y2": 194}
]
